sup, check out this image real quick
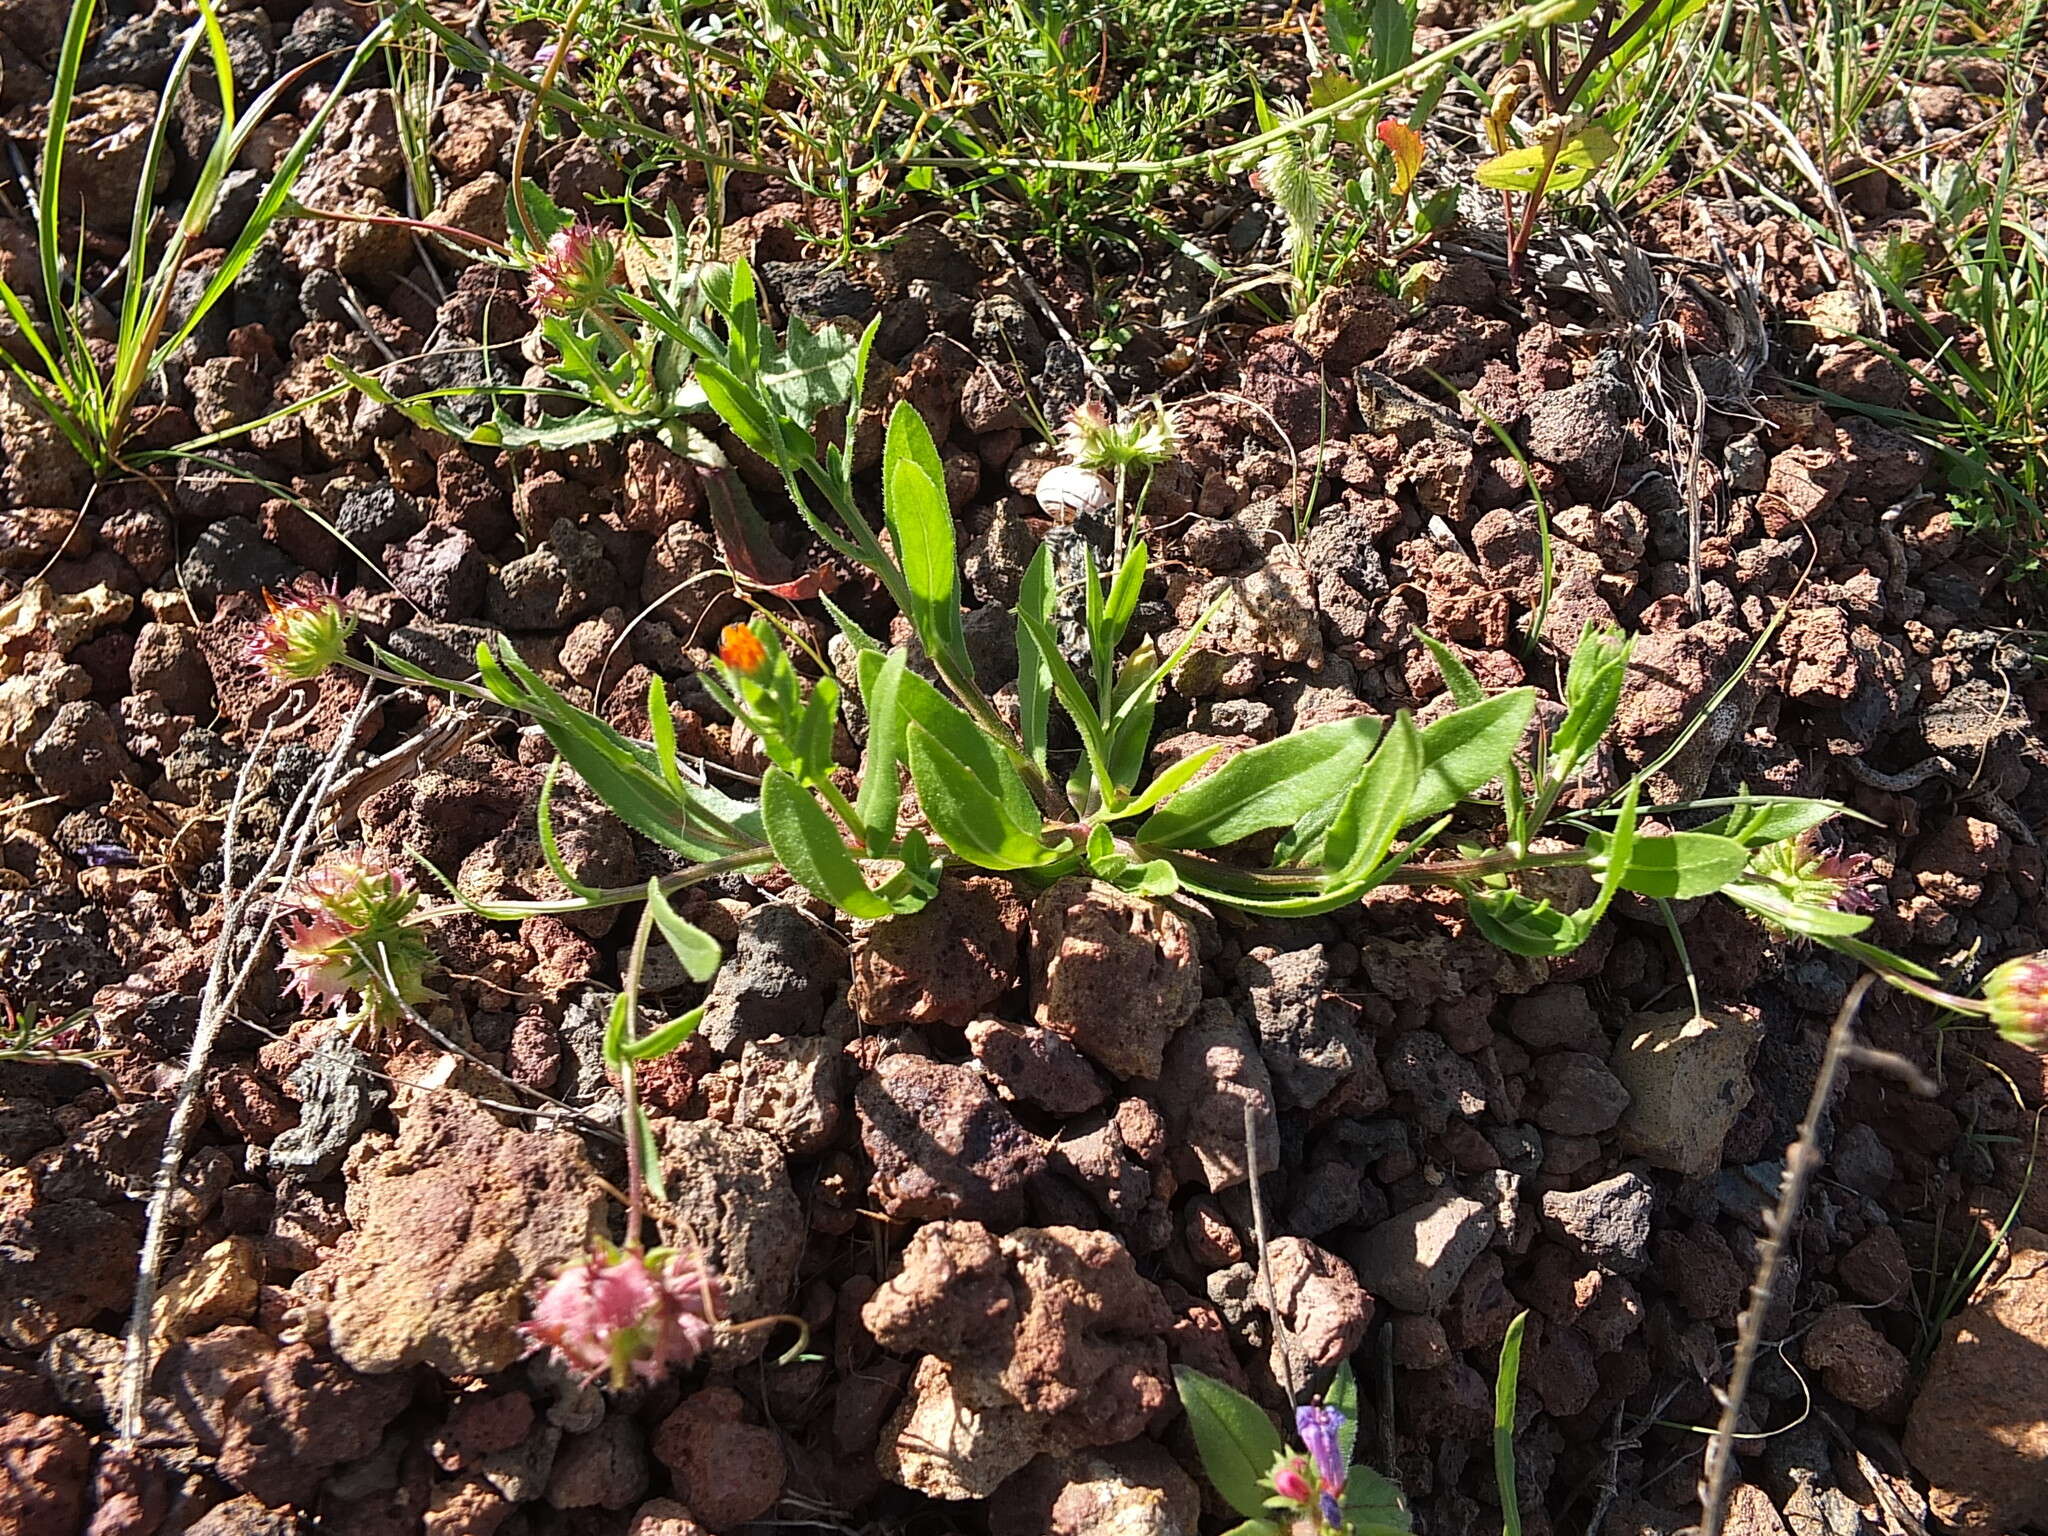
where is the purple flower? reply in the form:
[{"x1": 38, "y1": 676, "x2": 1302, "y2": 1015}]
[
  {"x1": 1296, "y1": 1403, "x2": 1348, "y2": 1497},
  {"x1": 1321, "y1": 1490, "x2": 1344, "y2": 1527}
]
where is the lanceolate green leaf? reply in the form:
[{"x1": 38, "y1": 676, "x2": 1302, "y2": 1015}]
[
  {"x1": 1495, "y1": 1310, "x2": 1529, "y2": 1536},
  {"x1": 1418, "y1": 633, "x2": 1485, "y2": 707},
  {"x1": 1588, "y1": 829, "x2": 1749, "y2": 900},
  {"x1": 1324, "y1": 713, "x2": 1423, "y2": 882},
  {"x1": 1408, "y1": 688, "x2": 1536, "y2": 822},
  {"x1": 1015, "y1": 606, "x2": 1118, "y2": 806},
  {"x1": 854, "y1": 648, "x2": 910, "y2": 851},
  {"x1": 860, "y1": 649, "x2": 1042, "y2": 835},
  {"x1": 477, "y1": 642, "x2": 758, "y2": 860},
  {"x1": 1724, "y1": 879, "x2": 1873, "y2": 937},
  {"x1": 906, "y1": 724, "x2": 1063, "y2": 871},
  {"x1": 1173, "y1": 1367, "x2": 1285, "y2": 1522},
  {"x1": 622, "y1": 1003, "x2": 706, "y2": 1061},
  {"x1": 645, "y1": 880, "x2": 723, "y2": 983},
  {"x1": 1551, "y1": 623, "x2": 1630, "y2": 775},
  {"x1": 1693, "y1": 797, "x2": 1844, "y2": 849},
  {"x1": 1015, "y1": 545, "x2": 1055, "y2": 771},
  {"x1": 1326, "y1": 1362, "x2": 1360, "y2": 1465},
  {"x1": 1136, "y1": 717, "x2": 1384, "y2": 851},
  {"x1": 883, "y1": 401, "x2": 968, "y2": 675},
  {"x1": 760, "y1": 768, "x2": 894, "y2": 920},
  {"x1": 1107, "y1": 743, "x2": 1223, "y2": 822}
]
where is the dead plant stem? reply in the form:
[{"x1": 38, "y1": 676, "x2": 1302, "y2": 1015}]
[{"x1": 116, "y1": 686, "x2": 379, "y2": 1441}]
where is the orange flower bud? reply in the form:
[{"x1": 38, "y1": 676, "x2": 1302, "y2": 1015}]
[{"x1": 719, "y1": 623, "x2": 768, "y2": 676}]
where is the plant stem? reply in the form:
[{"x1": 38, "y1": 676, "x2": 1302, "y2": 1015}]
[
  {"x1": 619, "y1": 897, "x2": 657, "y2": 1252},
  {"x1": 413, "y1": 845, "x2": 775, "y2": 922},
  {"x1": 343, "y1": 657, "x2": 493, "y2": 702}
]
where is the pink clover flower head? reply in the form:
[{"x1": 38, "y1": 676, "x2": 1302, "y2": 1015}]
[
  {"x1": 1983, "y1": 950, "x2": 2048, "y2": 1050},
  {"x1": 528, "y1": 222, "x2": 624, "y2": 315},
  {"x1": 1750, "y1": 827, "x2": 1883, "y2": 927},
  {"x1": 279, "y1": 910, "x2": 361, "y2": 1008},
  {"x1": 277, "y1": 848, "x2": 435, "y2": 1036},
  {"x1": 524, "y1": 1244, "x2": 723, "y2": 1389},
  {"x1": 247, "y1": 578, "x2": 356, "y2": 682}
]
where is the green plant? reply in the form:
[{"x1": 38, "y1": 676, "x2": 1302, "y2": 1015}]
[
  {"x1": 1493, "y1": 1311, "x2": 1530, "y2": 1536},
  {"x1": 394, "y1": 276, "x2": 1981, "y2": 996},
  {"x1": 1174, "y1": 1362, "x2": 1411, "y2": 1535},
  {"x1": 337, "y1": 183, "x2": 724, "y2": 452},
  {"x1": 1821, "y1": 168, "x2": 2048, "y2": 572},
  {"x1": 0, "y1": 0, "x2": 392, "y2": 476},
  {"x1": 1473, "y1": 0, "x2": 1707, "y2": 283},
  {"x1": 0, "y1": 999, "x2": 99, "y2": 1068},
  {"x1": 281, "y1": 271, "x2": 2026, "y2": 1032}
]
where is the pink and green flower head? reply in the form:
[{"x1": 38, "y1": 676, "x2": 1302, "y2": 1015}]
[
  {"x1": 277, "y1": 849, "x2": 436, "y2": 1037},
  {"x1": 1269, "y1": 1453, "x2": 1315, "y2": 1505},
  {"x1": 528, "y1": 222, "x2": 624, "y2": 315},
  {"x1": 1750, "y1": 828, "x2": 1881, "y2": 920},
  {"x1": 524, "y1": 1243, "x2": 723, "y2": 1390},
  {"x1": 1982, "y1": 951, "x2": 2048, "y2": 1050},
  {"x1": 247, "y1": 578, "x2": 356, "y2": 682}
]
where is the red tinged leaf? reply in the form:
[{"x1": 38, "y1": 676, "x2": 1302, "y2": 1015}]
[
  {"x1": 1376, "y1": 120, "x2": 1425, "y2": 196},
  {"x1": 703, "y1": 466, "x2": 842, "y2": 600}
]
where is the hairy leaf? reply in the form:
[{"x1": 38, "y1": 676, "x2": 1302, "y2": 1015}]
[
  {"x1": 1588, "y1": 828, "x2": 1749, "y2": 900},
  {"x1": 1137, "y1": 717, "x2": 1384, "y2": 851},
  {"x1": 906, "y1": 723, "x2": 1062, "y2": 871},
  {"x1": 645, "y1": 879, "x2": 722, "y2": 983},
  {"x1": 883, "y1": 401, "x2": 968, "y2": 675},
  {"x1": 1408, "y1": 688, "x2": 1536, "y2": 821},
  {"x1": 1174, "y1": 1368, "x2": 1285, "y2": 1522},
  {"x1": 761, "y1": 768, "x2": 894, "y2": 919}
]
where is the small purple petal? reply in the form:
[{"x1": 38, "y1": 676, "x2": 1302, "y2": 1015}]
[
  {"x1": 1321, "y1": 1491, "x2": 1344, "y2": 1528},
  {"x1": 1296, "y1": 1403, "x2": 1347, "y2": 1494}
]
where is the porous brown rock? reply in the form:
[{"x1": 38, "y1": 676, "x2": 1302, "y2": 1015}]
[
  {"x1": 1904, "y1": 1229, "x2": 2048, "y2": 1533},
  {"x1": 0, "y1": 1169, "x2": 134, "y2": 1351},
  {"x1": 1610, "y1": 1007, "x2": 1760, "y2": 1175},
  {"x1": 863, "y1": 1222, "x2": 1173, "y2": 1498},
  {"x1": 1028, "y1": 878, "x2": 1200, "y2": 1080},
  {"x1": 652, "y1": 1387, "x2": 786, "y2": 1529},
  {"x1": 856, "y1": 1054, "x2": 1046, "y2": 1227},
  {"x1": 850, "y1": 876, "x2": 1027, "y2": 1027},
  {"x1": 648, "y1": 1118, "x2": 802, "y2": 1364},
  {"x1": 323, "y1": 1094, "x2": 601, "y2": 1377},
  {"x1": 216, "y1": 1342, "x2": 414, "y2": 1506},
  {"x1": 1156, "y1": 1001, "x2": 1278, "y2": 1192}
]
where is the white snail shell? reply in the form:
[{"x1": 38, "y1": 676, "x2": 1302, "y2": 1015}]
[{"x1": 1034, "y1": 464, "x2": 1115, "y2": 521}]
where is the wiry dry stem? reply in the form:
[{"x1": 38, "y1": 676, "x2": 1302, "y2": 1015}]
[
  {"x1": 115, "y1": 688, "x2": 380, "y2": 1441},
  {"x1": 1693, "y1": 977, "x2": 1935, "y2": 1535}
]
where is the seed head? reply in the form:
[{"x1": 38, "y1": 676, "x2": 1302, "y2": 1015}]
[
  {"x1": 1982, "y1": 951, "x2": 2048, "y2": 1050},
  {"x1": 524, "y1": 1244, "x2": 722, "y2": 1389},
  {"x1": 248, "y1": 579, "x2": 356, "y2": 682},
  {"x1": 528, "y1": 222, "x2": 624, "y2": 315},
  {"x1": 1058, "y1": 399, "x2": 1180, "y2": 472},
  {"x1": 1750, "y1": 828, "x2": 1881, "y2": 921}
]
